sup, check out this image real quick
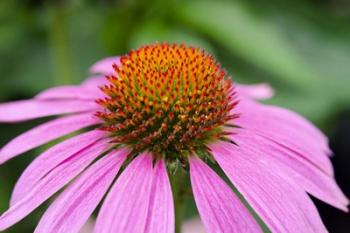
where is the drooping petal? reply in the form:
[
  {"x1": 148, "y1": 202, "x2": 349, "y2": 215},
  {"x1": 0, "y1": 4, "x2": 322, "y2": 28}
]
[
  {"x1": 0, "y1": 137, "x2": 109, "y2": 231},
  {"x1": 235, "y1": 99, "x2": 333, "y2": 175},
  {"x1": 236, "y1": 98, "x2": 328, "y2": 144},
  {"x1": 34, "y1": 148, "x2": 128, "y2": 233},
  {"x1": 0, "y1": 99, "x2": 99, "y2": 123},
  {"x1": 94, "y1": 153, "x2": 153, "y2": 233},
  {"x1": 236, "y1": 83, "x2": 274, "y2": 100},
  {"x1": 189, "y1": 156, "x2": 262, "y2": 233},
  {"x1": 89, "y1": 56, "x2": 120, "y2": 75},
  {"x1": 232, "y1": 130, "x2": 349, "y2": 211},
  {"x1": 0, "y1": 113, "x2": 101, "y2": 165},
  {"x1": 35, "y1": 86, "x2": 103, "y2": 100},
  {"x1": 10, "y1": 130, "x2": 106, "y2": 205},
  {"x1": 212, "y1": 142, "x2": 328, "y2": 233},
  {"x1": 144, "y1": 159, "x2": 175, "y2": 233}
]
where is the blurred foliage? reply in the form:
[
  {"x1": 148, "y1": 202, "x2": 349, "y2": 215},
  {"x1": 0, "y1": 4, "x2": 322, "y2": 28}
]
[
  {"x1": 0, "y1": 0, "x2": 350, "y2": 232},
  {"x1": 0, "y1": 0, "x2": 349, "y2": 120}
]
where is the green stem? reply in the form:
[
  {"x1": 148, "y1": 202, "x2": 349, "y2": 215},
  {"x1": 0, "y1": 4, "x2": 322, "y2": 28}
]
[
  {"x1": 175, "y1": 195, "x2": 185, "y2": 233},
  {"x1": 171, "y1": 170, "x2": 187, "y2": 233}
]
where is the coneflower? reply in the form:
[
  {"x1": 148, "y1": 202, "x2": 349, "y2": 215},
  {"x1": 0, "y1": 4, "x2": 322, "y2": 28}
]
[{"x1": 0, "y1": 43, "x2": 347, "y2": 233}]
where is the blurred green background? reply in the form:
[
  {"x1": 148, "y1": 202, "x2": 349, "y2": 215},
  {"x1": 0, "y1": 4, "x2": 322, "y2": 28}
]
[{"x1": 0, "y1": 0, "x2": 349, "y2": 232}]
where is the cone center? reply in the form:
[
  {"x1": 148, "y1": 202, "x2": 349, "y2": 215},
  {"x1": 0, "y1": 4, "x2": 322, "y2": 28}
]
[{"x1": 96, "y1": 43, "x2": 238, "y2": 161}]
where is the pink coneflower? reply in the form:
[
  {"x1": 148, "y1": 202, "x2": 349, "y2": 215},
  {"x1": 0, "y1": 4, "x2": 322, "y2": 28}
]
[{"x1": 0, "y1": 43, "x2": 348, "y2": 233}]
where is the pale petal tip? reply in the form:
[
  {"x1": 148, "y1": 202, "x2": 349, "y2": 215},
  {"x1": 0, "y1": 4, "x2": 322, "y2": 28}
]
[
  {"x1": 0, "y1": 152, "x2": 8, "y2": 165},
  {"x1": 89, "y1": 56, "x2": 120, "y2": 75},
  {"x1": 237, "y1": 83, "x2": 274, "y2": 100}
]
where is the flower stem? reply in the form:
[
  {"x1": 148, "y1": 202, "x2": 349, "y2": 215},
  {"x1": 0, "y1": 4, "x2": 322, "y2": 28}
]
[
  {"x1": 175, "y1": 193, "x2": 185, "y2": 233},
  {"x1": 171, "y1": 170, "x2": 188, "y2": 233}
]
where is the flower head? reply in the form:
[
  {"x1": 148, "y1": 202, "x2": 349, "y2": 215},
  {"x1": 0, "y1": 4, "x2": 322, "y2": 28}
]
[
  {"x1": 0, "y1": 43, "x2": 348, "y2": 233},
  {"x1": 97, "y1": 44, "x2": 237, "y2": 163}
]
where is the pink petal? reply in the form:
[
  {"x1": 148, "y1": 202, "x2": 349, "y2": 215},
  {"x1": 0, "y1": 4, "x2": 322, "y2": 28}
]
[
  {"x1": 0, "y1": 113, "x2": 101, "y2": 165},
  {"x1": 94, "y1": 153, "x2": 153, "y2": 233},
  {"x1": 190, "y1": 156, "x2": 262, "y2": 233},
  {"x1": 89, "y1": 56, "x2": 120, "y2": 75},
  {"x1": 81, "y1": 76, "x2": 108, "y2": 88},
  {"x1": 10, "y1": 130, "x2": 106, "y2": 205},
  {"x1": 34, "y1": 148, "x2": 128, "y2": 233},
  {"x1": 0, "y1": 137, "x2": 110, "y2": 231},
  {"x1": 236, "y1": 83, "x2": 274, "y2": 100},
  {"x1": 236, "y1": 99, "x2": 327, "y2": 143},
  {"x1": 0, "y1": 99, "x2": 99, "y2": 122},
  {"x1": 232, "y1": 130, "x2": 349, "y2": 211},
  {"x1": 235, "y1": 99, "x2": 333, "y2": 175},
  {"x1": 35, "y1": 86, "x2": 103, "y2": 100},
  {"x1": 212, "y1": 142, "x2": 328, "y2": 233},
  {"x1": 144, "y1": 159, "x2": 175, "y2": 233}
]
